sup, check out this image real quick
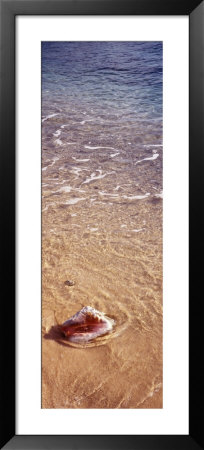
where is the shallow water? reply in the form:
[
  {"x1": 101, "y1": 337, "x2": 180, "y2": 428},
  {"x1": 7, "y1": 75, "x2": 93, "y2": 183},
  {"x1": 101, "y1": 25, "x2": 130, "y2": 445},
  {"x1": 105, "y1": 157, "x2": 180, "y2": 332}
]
[{"x1": 42, "y1": 41, "x2": 163, "y2": 408}]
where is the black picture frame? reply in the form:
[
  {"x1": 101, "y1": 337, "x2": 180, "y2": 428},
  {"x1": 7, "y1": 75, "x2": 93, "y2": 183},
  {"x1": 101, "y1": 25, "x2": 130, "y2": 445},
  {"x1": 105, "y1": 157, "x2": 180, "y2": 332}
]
[{"x1": 0, "y1": 0, "x2": 203, "y2": 449}]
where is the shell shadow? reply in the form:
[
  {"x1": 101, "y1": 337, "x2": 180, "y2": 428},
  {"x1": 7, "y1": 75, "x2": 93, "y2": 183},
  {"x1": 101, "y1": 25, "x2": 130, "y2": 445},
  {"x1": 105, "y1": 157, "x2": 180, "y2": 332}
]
[
  {"x1": 43, "y1": 325, "x2": 74, "y2": 348},
  {"x1": 43, "y1": 322, "x2": 120, "y2": 349}
]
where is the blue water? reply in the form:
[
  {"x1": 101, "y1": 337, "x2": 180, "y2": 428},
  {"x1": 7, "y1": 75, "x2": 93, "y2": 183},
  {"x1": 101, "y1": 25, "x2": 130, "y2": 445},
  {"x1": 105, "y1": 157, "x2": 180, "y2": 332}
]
[
  {"x1": 41, "y1": 40, "x2": 163, "y2": 221},
  {"x1": 42, "y1": 41, "x2": 162, "y2": 120}
]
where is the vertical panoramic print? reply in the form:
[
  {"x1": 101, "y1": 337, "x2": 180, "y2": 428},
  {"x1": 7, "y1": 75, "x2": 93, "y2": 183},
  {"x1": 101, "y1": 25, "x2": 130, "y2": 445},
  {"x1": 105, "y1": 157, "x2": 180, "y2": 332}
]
[{"x1": 42, "y1": 42, "x2": 163, "y2": 408}]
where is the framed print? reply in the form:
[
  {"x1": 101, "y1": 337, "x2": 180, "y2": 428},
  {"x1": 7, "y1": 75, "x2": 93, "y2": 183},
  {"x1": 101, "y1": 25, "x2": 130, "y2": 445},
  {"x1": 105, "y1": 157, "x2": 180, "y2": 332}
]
[{"x1": 0, "y1": 0, "x2": 203, "y2": 449}]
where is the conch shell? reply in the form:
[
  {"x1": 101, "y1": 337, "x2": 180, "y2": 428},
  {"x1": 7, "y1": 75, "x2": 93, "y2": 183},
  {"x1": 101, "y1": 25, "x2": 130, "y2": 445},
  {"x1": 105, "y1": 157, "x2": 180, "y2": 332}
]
[{"x1": 60, "y1": 306, "x2": 114, "y2": 343}]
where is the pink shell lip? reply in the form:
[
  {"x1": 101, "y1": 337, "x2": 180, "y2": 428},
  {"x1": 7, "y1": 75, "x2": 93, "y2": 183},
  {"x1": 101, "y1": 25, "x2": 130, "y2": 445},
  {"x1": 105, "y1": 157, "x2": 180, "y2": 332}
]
[{"x1": 60, "y1": 306, "x2": 114, "y2": 343}]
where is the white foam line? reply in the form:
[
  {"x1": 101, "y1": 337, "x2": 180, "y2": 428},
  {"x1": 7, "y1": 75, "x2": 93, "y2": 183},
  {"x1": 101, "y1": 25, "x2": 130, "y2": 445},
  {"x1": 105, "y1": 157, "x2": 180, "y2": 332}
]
[
  {"x1": 65, "y1": 198, "x2": 85, "y2": 205},
  {"x1": 80, "y1": 119, "x2": 94, "y2": 125},
  {"x1": 42, "y1": 113, "x2": 59, "y2": 123},
  {"x1": 42, "y1": 201, "x2": 56, "y2": 212},
  {"x1": 59, "y1": 185, "x2": 86, "y2": 193},
  {"x1": 84, "y1": 145, "x2": 117, "y2": 150},
  {"x1": 53, "y1": 129, "x2": 61, "y2": 138},
  {"x1": 55, "y1": 138, "x2": 63, "y2": 146},
  {"x1": 82, "y1": 170, "x2": 114, "y2": 184},
  {"x1": 72, "y1": 157, "x2": 90, "y2": 162},
  {"x1": 71, "y1": 167, "x2": 89, "y2": 177},
  {"x1": 98, "y1": 191, "x2": 150, "y2": 201},
  {"x1": 59, "y1": 186, "x2": 72, "y2": 193},
  {"x1": 131, "y1": 228, "x2": 145, "y2": 233},
  {"x1": 110, "y1": 152, "x2": 120, "y2": 158},
  {"x1": 143, "y1": 144, "x2": 163, "y2": 147},
  {"x1": 122, "y1": 193, "x2": 150, "y2": 200},
  {"x1": 135, "y1": 153, "x2": 159, "y2": 165},
  {"x1": 99, "y1": 191, "x2": 119, "y2": 197},
  {"x1": 154, "y1": 192, "x2": 163, "y2": 199},
  {"x1": 42, "y1": 157, "x2": 59, "y2": 171}
]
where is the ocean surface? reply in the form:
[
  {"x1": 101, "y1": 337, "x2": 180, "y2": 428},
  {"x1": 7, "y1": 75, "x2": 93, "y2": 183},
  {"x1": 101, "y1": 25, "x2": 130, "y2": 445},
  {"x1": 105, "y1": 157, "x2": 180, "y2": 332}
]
[{"x1": 42, "y1": 42, "x2": 163, "y2": 408}]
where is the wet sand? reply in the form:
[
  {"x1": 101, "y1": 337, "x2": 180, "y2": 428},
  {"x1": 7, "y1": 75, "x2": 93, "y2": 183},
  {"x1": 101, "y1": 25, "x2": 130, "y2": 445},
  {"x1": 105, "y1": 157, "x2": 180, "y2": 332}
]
[{"x1": 41, "y1": 143, "x2": 163, "y2": 408}]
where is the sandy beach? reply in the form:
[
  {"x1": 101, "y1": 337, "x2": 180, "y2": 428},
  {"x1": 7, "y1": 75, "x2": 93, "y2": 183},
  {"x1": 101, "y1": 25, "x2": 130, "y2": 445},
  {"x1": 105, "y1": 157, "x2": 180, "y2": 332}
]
[{"x1": 41, "y1": 162, "x2": 163, "y2": 408}]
